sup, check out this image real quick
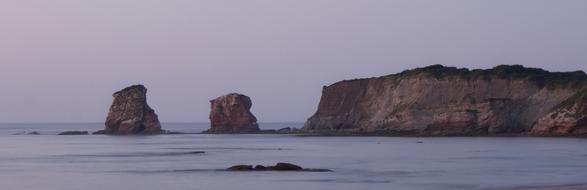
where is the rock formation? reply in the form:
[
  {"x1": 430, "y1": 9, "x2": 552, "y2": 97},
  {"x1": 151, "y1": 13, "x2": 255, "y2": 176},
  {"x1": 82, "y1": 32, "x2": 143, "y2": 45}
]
[
  {"x1": 207, "y1": 93, "x2": 259, "y2": 133},
  {"x1": 58, "y1": 131, "x2": 89, "y2": 135},
  {"x1": 304, "y1": 65, "x2": 587, "y2": 136},
  {"x1": 102, "y1": 85, "x2": 163, "y2": 135},
  {"x1": 227, "y1": 163, "x2": 332, "y2": 172},
  {"x1": 531, "y1": 89, "x2": 587, "y2": 136}
]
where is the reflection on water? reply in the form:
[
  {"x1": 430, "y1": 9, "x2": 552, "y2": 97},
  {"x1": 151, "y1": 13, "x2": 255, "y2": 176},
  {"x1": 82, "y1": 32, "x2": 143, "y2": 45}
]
[{"x1": 0, "y1": 123, "x2": 587, "y2": 190}]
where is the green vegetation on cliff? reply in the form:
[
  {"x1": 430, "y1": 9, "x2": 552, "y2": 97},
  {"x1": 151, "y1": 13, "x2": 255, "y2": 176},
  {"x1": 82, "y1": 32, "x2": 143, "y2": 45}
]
[
  {"x1": 313, "y1": 64, "x2": 587, "y2": 136},
  {"x1": 388, "y1": 65, "x2": 587, "y2": 113},
  {"x1": 389, "y1": 65, "x2": 587, "y2": 88}
]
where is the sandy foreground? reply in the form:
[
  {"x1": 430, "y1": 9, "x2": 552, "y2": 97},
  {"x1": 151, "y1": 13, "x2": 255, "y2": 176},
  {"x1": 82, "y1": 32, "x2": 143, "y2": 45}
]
[{"x1": 505, "y1": 184, "x2": 587, "y2": 190}]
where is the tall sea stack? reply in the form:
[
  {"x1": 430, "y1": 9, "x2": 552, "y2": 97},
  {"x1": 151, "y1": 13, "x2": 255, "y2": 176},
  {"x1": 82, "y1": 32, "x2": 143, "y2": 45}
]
[
  {"x1": 303, "y1": 65, "x2": 587, "y2": 136},
  {"x1": 207, "y1": 93, "x2": 260, "y2": 133},
  {"x1": 102, "y1": 85, "x2": 163, "y2": 135}
]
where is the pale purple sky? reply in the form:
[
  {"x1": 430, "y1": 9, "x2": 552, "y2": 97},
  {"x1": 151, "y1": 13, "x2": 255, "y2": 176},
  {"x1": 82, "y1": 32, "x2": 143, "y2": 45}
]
[{"x1": 0, "y1": 0, "x2": 586, "y2": 123}]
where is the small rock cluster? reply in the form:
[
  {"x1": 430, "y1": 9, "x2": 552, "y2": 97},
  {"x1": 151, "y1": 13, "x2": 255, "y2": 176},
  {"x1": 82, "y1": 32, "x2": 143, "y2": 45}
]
[{"x1": 227, "y1": 163, "x2": 332, "y2": 172}]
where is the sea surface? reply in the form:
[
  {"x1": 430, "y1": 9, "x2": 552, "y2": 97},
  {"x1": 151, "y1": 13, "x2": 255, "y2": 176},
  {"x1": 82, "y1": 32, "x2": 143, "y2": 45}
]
[{"x1": 1, "y1": 123, "x2": 586, "y2": 190}]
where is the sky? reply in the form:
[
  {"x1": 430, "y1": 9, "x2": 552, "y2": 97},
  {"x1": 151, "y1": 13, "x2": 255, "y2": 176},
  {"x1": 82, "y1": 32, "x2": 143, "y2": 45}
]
[{"x1": 0, "y1": 0, "x2": 586, "y2": 123}]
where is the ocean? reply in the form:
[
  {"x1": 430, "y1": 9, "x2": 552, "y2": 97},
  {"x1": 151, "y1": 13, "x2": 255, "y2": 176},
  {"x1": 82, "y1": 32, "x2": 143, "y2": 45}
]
[{"x1": 0, "y1": 123, "x2": 586, "y2": 190}]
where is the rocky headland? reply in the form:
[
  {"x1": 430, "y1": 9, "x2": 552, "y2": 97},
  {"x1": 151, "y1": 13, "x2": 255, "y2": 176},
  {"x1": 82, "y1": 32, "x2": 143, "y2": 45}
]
[
  {"x1": 303, "y1": 65, "x2": 587, "y2": 137},
  {"x1": 205, "y1": 93, "x2": 260, "y2": 133},
  {"x1": 97, "y1": 85, "x2": 164, "y2": 135}
]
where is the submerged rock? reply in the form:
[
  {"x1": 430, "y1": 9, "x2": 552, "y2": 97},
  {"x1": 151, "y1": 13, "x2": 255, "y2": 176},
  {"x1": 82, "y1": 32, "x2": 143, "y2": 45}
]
[
  {"x1": 267, "y1": 163, "x2": 303, "y2": 171},
  {"x1": 275, "y1": 127, "x2": 301, "y2": 134},
  {"x1": 254, "y1": 165, "x2": 267, "y2": 170},
  {"x1": 277, "y1": 127, "x2": 292, "y2": 133},
  {"x1": 58, "y1": 131, "x2": 89, "y2": 135},
  {"x1": 226, "y1": 163, "x2": 331, "y2": 172},
  {"x1": 92, "y1": 130, "x2": 107, "y2": 135},
  {"x1": 103, "y1": 85, "x2": 163, "y2": 135},
  {"x1": 303, "y1": 65, "x2": 587, "y2": 136},
  {"x1": 206, "y1": 93, "x2": 259, "y2": 133},
  {"x1": 227, "y1": 165, "x2": 254, "y2": 171},
  {"x1": 12, "y1": 131, "x2": 40, "y2": 135},
  {"x1": 163, "y1": 131, "x2": 191, "y2": 135}
]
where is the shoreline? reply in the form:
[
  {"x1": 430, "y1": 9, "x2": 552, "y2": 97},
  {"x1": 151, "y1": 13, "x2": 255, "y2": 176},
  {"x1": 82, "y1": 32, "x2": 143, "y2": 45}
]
[
  {"x1": 503, "y1": 184, "x2": 587, "y2": 190},
  {"x1": 199, "y1": 130, "x2": 587, "y2": 138},
  {"x1": 11, "y1": 130, "x2": 587, "y2": 138}
]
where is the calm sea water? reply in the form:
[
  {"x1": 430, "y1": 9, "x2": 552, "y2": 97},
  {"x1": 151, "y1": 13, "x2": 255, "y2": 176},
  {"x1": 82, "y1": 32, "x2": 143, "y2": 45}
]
[{"x1": 1, "y1": 123, "x2": 586, "y2": 190}]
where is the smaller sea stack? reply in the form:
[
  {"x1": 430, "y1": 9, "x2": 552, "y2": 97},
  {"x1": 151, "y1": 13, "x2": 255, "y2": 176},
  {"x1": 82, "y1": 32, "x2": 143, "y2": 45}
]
[
  {"x1": 102, "y1": 85, "x2": 163, "y2": 135},
  {"x1": 207, "y1": 93, "x2": 259, "y2": 133}
]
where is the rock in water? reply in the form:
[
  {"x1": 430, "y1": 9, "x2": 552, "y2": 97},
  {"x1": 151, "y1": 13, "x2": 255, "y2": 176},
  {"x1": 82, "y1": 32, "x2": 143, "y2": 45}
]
[
  {"x1": 58, "y1": 131, "x2": 89, "y2": 135},
  {"x1": 268, "y1": 163, "x2": 303, "y2": 171},
  {"x1": 92, "y1": 130, "x2": 107, "y2": 135},
  {"x1": 103, "y1": 85, "x2": 163, "y2": 135},
  {"x1": 227, "y1": 165, "x2": 254, "y2": 171},
  {"x1": 207, "y1": 93, "x2": 259, "y2": 133},
  {"x1": 303, "y1": 65, "x2": 587, "y2": 136},
  {"x1": 227, "y1": 163, "x2": 317, "y2": 172}
]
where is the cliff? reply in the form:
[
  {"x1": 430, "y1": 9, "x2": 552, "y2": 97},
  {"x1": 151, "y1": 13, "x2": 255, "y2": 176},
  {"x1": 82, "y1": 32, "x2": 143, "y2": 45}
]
[
  {"x1": 206, "y1": 93, "x2": 260, "y2": 133},
  {"x1": 303, "y1": 65, "x2": 587, "y2": 136},
  {"x1": 102, "y1": 85, "x2": 163, "y2": 135}
]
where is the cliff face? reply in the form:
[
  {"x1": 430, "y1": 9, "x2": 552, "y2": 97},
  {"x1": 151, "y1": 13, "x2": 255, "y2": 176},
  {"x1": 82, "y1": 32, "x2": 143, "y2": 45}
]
[
  {"x1": 531, "y1": 89, "x2": 587, "y2": 136},
  {"x1": 103, "y1": 85, "x2": 163, "y2": 135},
  {"x1": 207, "y1": 93, "x2": 259, "y2": 133},
  {"x1": 304, "y1": 65, "x2": 587, "y2": 136}
]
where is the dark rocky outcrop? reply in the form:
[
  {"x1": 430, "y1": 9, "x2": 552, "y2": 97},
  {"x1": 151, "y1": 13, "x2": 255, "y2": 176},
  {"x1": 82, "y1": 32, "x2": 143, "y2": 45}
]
[
  {"x1": 227, "y1": 163, "x2": 331, "y2": 172},
  {"x1": 58, "y1": 131, "x2": 89, "y2": 135},
  {"x1": 102, "y1": 85, "x2": 163, "y2": 135},
  {"x1": 227, "y1": 165, "x2": 254, "y2": 171},
  {"x1": 268, "y1": 163, "x2": 303, "y2": 171},
  {"x1": 304, "y1": 65, "x2": 587, "y2": 137},
  {"x1": 92, "y1": 130, "x2": 107, "y2": 135},
  {"x1": 206, "y1": 93, "x2": 259, "y2": 133}
]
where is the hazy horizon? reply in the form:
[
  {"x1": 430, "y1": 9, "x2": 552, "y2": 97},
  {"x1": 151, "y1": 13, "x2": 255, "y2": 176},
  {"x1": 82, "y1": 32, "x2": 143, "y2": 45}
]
[{"x1": 1, "y1": 0, "x2": 586, "y2": 123}]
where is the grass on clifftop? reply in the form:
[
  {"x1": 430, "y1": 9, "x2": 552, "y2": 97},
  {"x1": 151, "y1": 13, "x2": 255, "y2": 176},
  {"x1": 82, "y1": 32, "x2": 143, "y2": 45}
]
[{"x1": 387, "y1": 64, "x2": 587, "y2": 89}]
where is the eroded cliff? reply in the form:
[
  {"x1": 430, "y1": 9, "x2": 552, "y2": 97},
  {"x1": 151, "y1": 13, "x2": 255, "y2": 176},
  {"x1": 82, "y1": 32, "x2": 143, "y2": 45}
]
[{"x1": 304, "y1": 65, "x2": 587, "y2": 136}]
